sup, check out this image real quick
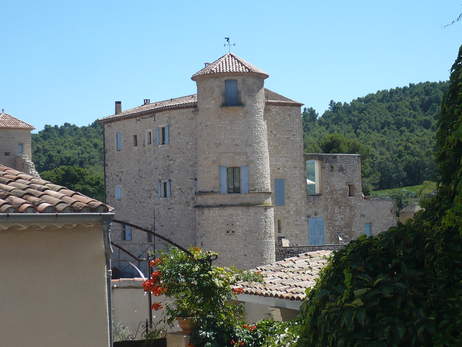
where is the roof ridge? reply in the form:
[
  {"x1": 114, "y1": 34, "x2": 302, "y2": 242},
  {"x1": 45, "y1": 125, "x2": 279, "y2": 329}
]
[{"x1": 191, "y1": 53, "x2": 268, "y2": 80}]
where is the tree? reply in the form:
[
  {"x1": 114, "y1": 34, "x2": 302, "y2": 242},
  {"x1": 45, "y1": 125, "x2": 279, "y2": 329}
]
[
  {"x1": 297, "y1": 45, "x2": 462, "y2": 346},
  {"x1": 41, "y1": 165, "x2": 105, "y2": 201}
]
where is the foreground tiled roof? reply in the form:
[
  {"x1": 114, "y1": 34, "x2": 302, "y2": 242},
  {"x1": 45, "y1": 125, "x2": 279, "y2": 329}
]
[
  {"x1": 0, "y1": 165, "x2": 112, "y2": 213},
  {"x1": 191, "y1": 53, "x2": 268, "y2": 80},
  {"x1": 100, "y1": 89, "x2": 301, "y2": 123},
  {"x1": 237, "y1": 250, "x2": 332, "y2": 301},
  {"x1": 0, "y1": 112, "x2": 34, "y2": 130}
]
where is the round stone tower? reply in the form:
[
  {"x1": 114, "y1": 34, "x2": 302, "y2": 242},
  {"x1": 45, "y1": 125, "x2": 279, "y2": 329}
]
[{"x1": 192, "y1": 53, "x2": 275, "y2": 269}]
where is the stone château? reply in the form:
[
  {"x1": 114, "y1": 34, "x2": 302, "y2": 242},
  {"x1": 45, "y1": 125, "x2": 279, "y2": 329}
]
[{"x1": 100, "y1": 53, "x2": 396, "y2": 275}]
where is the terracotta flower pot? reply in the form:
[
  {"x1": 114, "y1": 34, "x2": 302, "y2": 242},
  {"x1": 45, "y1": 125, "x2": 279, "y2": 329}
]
[{"x1": 176, "y1": 317, "x2": 194, "y2": 334}]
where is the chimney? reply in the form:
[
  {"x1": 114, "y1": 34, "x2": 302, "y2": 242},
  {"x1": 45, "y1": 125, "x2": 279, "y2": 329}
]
[
  {"x1": 115, "y1": 101, "x2": 122, "y2": 115},
  {"x1": 143, "y1": 99, "x2": 150, "y2": 105}
]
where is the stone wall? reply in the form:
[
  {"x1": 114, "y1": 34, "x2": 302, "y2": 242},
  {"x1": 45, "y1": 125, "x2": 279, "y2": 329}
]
[
  {"x1": 304, "y1": 153, "x2": 397, "y2": 244},
  {"x1": 276, "y1": 244, "x2": 344, "y2": 261},
  {"x1": 265, "y1": 105, "x2": 307, "y2": 246},
  {"x1": 104, "y1": 107, "x2": 197, "y2": 275},
  {"x1": 0, "y1": 128, "x2": 32, "y2": 169}
]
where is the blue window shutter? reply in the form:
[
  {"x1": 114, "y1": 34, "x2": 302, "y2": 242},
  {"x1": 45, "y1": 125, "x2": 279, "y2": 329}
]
[
  {"x1": 308, "y1": 217, "x2": 325, "y2": 245},
  {"x1": 219, "y1": 166, "x2": 227, "y2": 194},
  {"x1": 165, "y1": 125, "x2": 170, "y2": 144},
  {"x1": 155, "y1": 128, "x2": 160, "y2": 145},
  {"x1": 240, "y1": 166, "x2": 249, "y2": 193},
  {"x1": 275, "y1": 179, "x2": 285, "y2": 206},
  {"x1": 364, "y1": 223, "x2": 372, "y2": 236},
  {"x1": 225, "y1": 80, "x2": 238, "y2": 106},
  {"x1": 157, "y1": 182, "x2": 161, "y2": 198},
  {"x1": 168, "y1": 180, "x2": 172, "y2": 198}
]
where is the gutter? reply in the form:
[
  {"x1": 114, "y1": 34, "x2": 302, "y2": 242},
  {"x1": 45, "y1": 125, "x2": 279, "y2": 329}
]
[{"x1": 0, "y1": 212, "x2": 114, "y2": 224}]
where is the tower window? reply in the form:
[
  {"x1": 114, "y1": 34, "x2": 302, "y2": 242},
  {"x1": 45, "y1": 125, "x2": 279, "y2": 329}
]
[
  {"x1": 224, "y1": 79, "x2": 239, "y2": 106},
  {"x1": 227, "y1": 167, "x2": 241, "y2": 193},
  {"x1": 18, "y1": 143, "x2": 24, "y2": 154}
]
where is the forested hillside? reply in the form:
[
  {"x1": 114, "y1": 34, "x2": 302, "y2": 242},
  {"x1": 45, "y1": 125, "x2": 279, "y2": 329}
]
[
  {"x1": 30, "y1": 81, "x2": 447, "y2": 200},
  {"x1": 32, "y1": 122, "x2": 104, "y2": 200},
  {"x1": 303, "y1": 81, "x2": 448, "y2": 192}
]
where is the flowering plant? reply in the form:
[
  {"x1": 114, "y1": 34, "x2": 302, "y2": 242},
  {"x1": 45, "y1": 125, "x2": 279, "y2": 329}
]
[{"x1": 143, "y1": 247, "x2": 262, "y2": 346}]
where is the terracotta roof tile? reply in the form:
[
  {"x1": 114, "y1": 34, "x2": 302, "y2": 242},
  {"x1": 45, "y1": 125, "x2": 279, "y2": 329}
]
[
  {"x1": 100, "y1": 89, "x2": 301, "y2": 124},
  {"x1": 236, "y1": 250, "x2": 332, "y2": 301},
  {"x1": 0, "y1": 165, "x2": 113, "y2": 214},
  {"x1": 191, "y1": 53, "x2": 269, "y2": 80},
  {"x1": 0, "y1": 112, "x2": 34, "y2": 130}
]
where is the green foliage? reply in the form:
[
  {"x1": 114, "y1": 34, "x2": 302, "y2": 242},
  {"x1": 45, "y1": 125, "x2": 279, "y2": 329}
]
[
  {"x1": 297, "y1": 46, "x2": 462, "y2": 346},
  {"x1": 304, "y1": 82, "x2": 448, "y2": 191},
  {"x1": 32, "y1": 121, "x2": 103, "y2": 172},
  {"x1": 371, "y1": 181, "x2": 436, "y2": 210},
  {"x1": 151, "y1": 247, "x2": 262, "y2": 347},
  {"x1": 41, "y1": 165, "x2": 104, "y2": 201}
]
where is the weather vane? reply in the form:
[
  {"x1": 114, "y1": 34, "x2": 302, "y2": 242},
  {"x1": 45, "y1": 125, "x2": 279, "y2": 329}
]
[{"x1": 224, "y1": 37, "x2": 236, "y2": 53}]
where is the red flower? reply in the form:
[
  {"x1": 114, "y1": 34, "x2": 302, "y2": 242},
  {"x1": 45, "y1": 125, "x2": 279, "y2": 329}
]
[
  {"x1": 151, "y1": 271, "x2": 161, "y2": 282},
  {"x1": 152, "y1": 286, "x2": 167, "y2": 296},
  {"x1": 242, "y1": 324, "x2": 256, "y2": 331},
  {"x1": 232, "y1": 287, "x2": 244, "y2": 294},
  {"x1": 151, "y1": 302, "x2": 163, "y2": 311},
  {"x1": 149, "y1": 258, "x2": 162, "y2": 267},
  {"x1": 143, "y1": 279, "x2": 155, "y2": 292}
]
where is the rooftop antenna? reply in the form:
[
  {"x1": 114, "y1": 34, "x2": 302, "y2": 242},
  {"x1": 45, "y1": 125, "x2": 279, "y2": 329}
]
[{"x1": 224, "y1": 37, "x2": 236, "y2": 53}]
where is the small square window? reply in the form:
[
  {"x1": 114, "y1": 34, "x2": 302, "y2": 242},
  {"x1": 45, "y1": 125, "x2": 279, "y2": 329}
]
[{"x1": 4, "y1": 152, "x2": 10, "y2": 156}]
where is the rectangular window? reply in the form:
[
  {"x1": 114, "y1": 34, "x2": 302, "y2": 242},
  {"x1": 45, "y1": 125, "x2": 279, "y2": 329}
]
[
  {"x1": 227, "y1": 167, "x2": 241, "y2": 193},
  {"x1": 133, "y1": 135, "x2": 138, "y2": 147},
  {"x1": 159, "y1": 180, "x2": 172, "y2": 198},
  {"x1": 364, "y1": 223, "x2": 372, "y2": 236},
  {"x1": 224, "y1": 79, "x2": 239, "y2": 106},
  {"x1": 348, "y1": 184, "x2": 355, "y2": 197},
  {"x1": 277, "y1": 219, "x2": 282, "y2": 234},
  {"x1": 275, "y1": 179, "x2": 285, "y2": 206},
  {"x1": 115, "y1": 132, "x2": 123, "y2": 151},
  {"x1": 219, "y1": 166, "x2": 248, "y2": 194},
  {"x1": 147, "y1": 231, "x2": 153, "y2": 242},
  {"x1": 122, "y1": 225, "x2": 133, "y2": 241},
  {"x1": 18, "y1": 143, "x2": 24, "y2": 154},
  {"x1": 146, "y1": 130, "x2": 152, "y2": 145},
  {"x1": 115, "y1": 185, "x2": 122, "y2": 200},
  {"x1": 161, "y1": 125, "x2": 170, "y2": 145},
  {"x1": 306, "y1": 160, "x2": 321, "y2": 195},
  {"x1": 4, "y1": 152, "x2": 10, "y2": 156}
]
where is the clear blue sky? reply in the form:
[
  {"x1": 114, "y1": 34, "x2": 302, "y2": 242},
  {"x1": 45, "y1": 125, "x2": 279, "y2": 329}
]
[{"x1": 1, "y1": 0, "x2": 461, "y2": 131}]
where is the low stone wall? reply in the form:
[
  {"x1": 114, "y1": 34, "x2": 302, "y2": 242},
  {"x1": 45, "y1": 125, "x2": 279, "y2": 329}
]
[{"x1": 276, "y1": 244, "x2": 345, "y2": 261}]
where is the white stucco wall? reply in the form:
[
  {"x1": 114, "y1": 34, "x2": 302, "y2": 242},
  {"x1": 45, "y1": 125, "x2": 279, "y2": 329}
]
[{"x1": 0, "y1": 221, "x2": 110, "y2": 347}]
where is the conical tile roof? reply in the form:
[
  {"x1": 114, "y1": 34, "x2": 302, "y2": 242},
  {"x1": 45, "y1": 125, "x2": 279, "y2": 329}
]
[
  {"x1": 0, "y1": 112, "x2": 34, "y2": 130},
  {"x1": 191, "y1": 53, "x2": 269, "y2": 80}
]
